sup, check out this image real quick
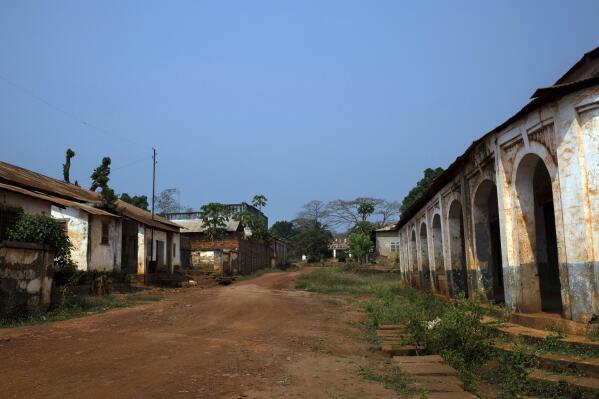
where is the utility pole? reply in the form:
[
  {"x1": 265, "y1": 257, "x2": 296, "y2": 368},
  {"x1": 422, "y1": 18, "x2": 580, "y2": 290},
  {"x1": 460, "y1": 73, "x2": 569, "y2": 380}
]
[{"x1": 150, "y1": 147, "x2": 156, "y2": 274}]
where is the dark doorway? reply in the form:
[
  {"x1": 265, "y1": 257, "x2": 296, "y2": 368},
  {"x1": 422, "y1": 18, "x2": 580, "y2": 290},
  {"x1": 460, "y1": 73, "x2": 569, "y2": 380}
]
[
  {"x1": 448, "y1": 200, "x2": 468, "y2": 298},
  {"x1": 120, "y1": 220, "x2": 138, "y2": 274},
  {"x1": 419, "y1": 223, "x2": 431, "y2": 289},
  {"x1": 156, "y1": 240, "x2": 165, "y2": 270},
  {"x1": 431, "y1": 214, "x2": 444, "y2": 293},
  {"x1": 534, "y1": 163, "x2": 563, "y2": 313},
  {"x1": 473, "y1": 180, "x2": 505, "y2": 303}
]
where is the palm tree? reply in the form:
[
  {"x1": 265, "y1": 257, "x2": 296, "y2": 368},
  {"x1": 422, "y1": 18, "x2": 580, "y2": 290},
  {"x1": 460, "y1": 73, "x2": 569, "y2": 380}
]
[{"x1": 252, "y1": 194, "x2": 267, "y2": 210}]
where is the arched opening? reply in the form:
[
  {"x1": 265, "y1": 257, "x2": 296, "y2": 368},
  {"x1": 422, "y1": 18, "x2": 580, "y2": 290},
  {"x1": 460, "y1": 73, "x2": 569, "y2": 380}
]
[
  {"x1": 473, "y1": 180, "x2": 505, "y2": 303},
  {"x1": 431, "y1": 214, "x2": 445, "y2": 293},
  {"x1": 419, "y1": 222, "x2": 431, "y2": 289},
  {"x1": 410, "y1": 229, "x2": 418, "y2": 287},
  {"x1": 515, "y1": 154, "x2": 563, "y2": 313},
  {"x1": 448, "y1": 200, "x2": 468, "y2": 297}
]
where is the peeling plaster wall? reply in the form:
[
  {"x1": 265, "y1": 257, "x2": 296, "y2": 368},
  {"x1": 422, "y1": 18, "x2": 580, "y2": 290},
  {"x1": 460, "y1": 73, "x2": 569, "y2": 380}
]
[
  {"x1": 375, "y1": 231, "x2": 399, "y2": 258},
  {"x1": 88, "y1": 215, "x2": 121, "y2": 272},
  {"x1": 0, "y1": 242, "x2": 55, "y2": 311},
  {"x1": 51, "y1": 205, "x2": 89, "y2": 270},
  {"x1": 397, "y1": 84, "x2": 599, "y2": 322},
  {"x1": 137, "y1": 224, "x2": 146, "y2": 274}
]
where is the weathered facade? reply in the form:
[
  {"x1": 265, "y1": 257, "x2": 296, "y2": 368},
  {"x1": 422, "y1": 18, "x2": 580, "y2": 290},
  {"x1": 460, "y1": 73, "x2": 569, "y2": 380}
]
[
  {"x1": 167, "y1": 206, "x2": 287, "y2": 275},
  {"x1": 395, "y1": 47, "x2": 599, "y2": 323},
  {"x1": 375, "y1": 224, "x2": 400, "y2": 259},
  {"x1": 0, "y1": 241, "x2": 55, "y2": 312},
  {"x1": 0, "y1": 161, "x2": 181, "y2": 274}
]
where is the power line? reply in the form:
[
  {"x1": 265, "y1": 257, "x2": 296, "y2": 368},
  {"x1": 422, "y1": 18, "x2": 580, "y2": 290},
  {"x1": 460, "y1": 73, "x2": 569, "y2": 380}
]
[
  {"x1": 112, "y1": 155, "x2": 153, "y2": 171},
  {"x1": 0, "y1": 72, "x2": 149, "y2": 150}
]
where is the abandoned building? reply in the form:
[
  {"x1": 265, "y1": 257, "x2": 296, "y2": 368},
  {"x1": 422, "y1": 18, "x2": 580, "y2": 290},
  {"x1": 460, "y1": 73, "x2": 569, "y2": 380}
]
[
  {"x1": 374, "y1": 223, "x2": 400, "y2": 259},
  {"x1": 392, "y1": 47, "x2": 599, "y2": 323},
  {"x1": 165, "y1": 203, "x2": 287, "y2": 275},
  {"x1": 0, "y1": 161, "x2": 181, "y2": 274}
]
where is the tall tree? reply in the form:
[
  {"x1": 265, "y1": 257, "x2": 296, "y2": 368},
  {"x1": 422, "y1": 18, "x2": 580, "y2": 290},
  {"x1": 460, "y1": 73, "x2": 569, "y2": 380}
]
[
  {"x1": 297, "y1": 200, "x2": 328, "y2": 223},
  {"x1": 270, "y1": 220, "x2": 295, "y2": 242},
  {"x1": 199, "y1": 202, "x2": 230, "y2": 241},
  {"x1": 293, "y1": 218, "x2": 333, "y2": 262},
  {"x1": 62, "y1": 148, "x2": 75, "y2": 183},
  {"x1": 252, "y1": 194, "x2": 267, "y2": 210},
  {"x1": 400, "y1": 167, "x2": 444, "y2": 214},
  {"x1": 155, "y1": 188, "x2": 181, "y2": 216},
  {"x1": 90, "y1": 157, "x2": 111, "y2": 192},
  {"x1": 120, "y1": 193, "x2": 149, "y2": 211},
  {"x1": 357, "y1": 201, "x2": 375, "y2": 222},
  {"x1": 376, "y1": 200, "x2": 401, "y2": 225},
  {"x1": 325, "y1": 197, "x2": 384, "y2": 229}
]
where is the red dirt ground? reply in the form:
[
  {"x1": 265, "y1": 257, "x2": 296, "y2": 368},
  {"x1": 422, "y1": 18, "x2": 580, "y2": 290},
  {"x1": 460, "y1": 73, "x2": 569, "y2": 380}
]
[{"x1": 0, "y1": 269, "x2": 399, "y2": 398}]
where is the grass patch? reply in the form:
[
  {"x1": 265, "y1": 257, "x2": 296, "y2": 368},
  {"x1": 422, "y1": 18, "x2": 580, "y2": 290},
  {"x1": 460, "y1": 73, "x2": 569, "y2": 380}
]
[
  {"x1": 0, "y1": 291, "x2": 162, "y2": 328},
  {"x1": 298, "y1": 266, "x2": 599, "y2": 398},
  {"x1": 358, "y1": 363, "x2": 415, "y2": 395}
]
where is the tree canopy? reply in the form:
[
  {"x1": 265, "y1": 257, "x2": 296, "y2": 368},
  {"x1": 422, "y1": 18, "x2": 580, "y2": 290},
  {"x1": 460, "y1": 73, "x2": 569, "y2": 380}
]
[
  {"x1": 155, "y1": 188, "x2": 181, "y2": 216},
  {"x1": 199, "y1": 202, "x2": 230, "y2": 241},
  {"x1": 120, "y1": 193, "x2": 149, "y2": 211},
  {"x1": 399, "y1": 167, "x2": 444, "y2": 214}
]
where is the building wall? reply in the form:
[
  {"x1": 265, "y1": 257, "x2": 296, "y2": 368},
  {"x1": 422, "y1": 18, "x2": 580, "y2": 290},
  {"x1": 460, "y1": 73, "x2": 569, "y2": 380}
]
[
  {"x1": 397, "y1": 85, "x2": 599, "y2": 322},
  {"x1": 186, "y1": 233, "x2": 275, "y2": 275},
  {"x1": 88, "y1": 215, "x2": 122, "y2": 271},
  {"x1": 376, "y1": 231, "x2": 400, "y2": 258},
  {"x1": 0, "y1": 242, "x2": 55, "y2": 312},
  {"x1": 0, "y1": 190, "x2": 51, "y2": 215},
  {"x1": 51, "y1": 205, "x2": 89, "y2": 270}
]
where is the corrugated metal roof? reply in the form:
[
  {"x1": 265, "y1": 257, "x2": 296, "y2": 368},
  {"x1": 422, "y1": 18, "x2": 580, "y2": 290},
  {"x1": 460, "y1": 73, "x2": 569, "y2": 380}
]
[
  {"x1": 531, "y1": 76, "x2": 599, "y2": 99},
  {"x1": 0, "y1": 161, "x2": 180, "y2": 232},
  {"x1": 0, "y1": 182, "x2": 117, "y2": 217},
  {"x1": 172, "y1": 218, "x2": 241, "y2": 234},
  {"x1": 375, "y1": 223, "x2": 399, "y2": 232}
]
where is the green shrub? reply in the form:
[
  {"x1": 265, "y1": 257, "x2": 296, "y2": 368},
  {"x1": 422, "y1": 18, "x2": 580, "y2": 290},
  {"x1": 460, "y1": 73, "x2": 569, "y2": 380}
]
[{"x1": 7, "y1": 214, "x2": 73, "y2": 267}]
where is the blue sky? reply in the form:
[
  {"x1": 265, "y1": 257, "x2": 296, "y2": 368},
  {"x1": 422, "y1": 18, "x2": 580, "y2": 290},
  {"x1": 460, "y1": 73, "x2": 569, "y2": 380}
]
[{"x1": 1, "y1": 1, "x2": 598, "y2": 223}]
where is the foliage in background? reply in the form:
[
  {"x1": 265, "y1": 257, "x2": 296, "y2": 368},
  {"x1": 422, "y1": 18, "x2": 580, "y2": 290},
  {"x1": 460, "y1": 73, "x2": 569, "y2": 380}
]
[
  {"x1": 155, "y1": 188, "x2": 181, "y2": 216},
  {"x1": 251, "y1": 194, "x2": 267, "y2": 210},
  {"x1": 322, "y1": 198, "x2": 400, "y2": 232},
  {"x1": 89, "y1": 156, "x2": 112, "y2": 192},
  {"x1": 347, "y1": 232, "x2": 374, "y2": 263},
  {"x1": 199, "y1": 202, "x2": 230, "y2": 241},
  {"x1": 296, "y1": 200, "x2": 329, "y2": 223},
  {"x1": 400, "y1": 167, "x2": 444, "y2": 214},
  {"x1": 269, "y1": 220, "x2": 295, "y2": 242},
  {"x1": 7, "y1": 213, "x2": 73, "y2": 267},
  {"x1": 292, "y1": 218, "x2": 333, "y2": 261},
  {"x1": 119, "y1": 193, "x2": 149, "y2": 211},
  {"x1": 62, "y1": 148, "x2": 75, "y2": 184}
]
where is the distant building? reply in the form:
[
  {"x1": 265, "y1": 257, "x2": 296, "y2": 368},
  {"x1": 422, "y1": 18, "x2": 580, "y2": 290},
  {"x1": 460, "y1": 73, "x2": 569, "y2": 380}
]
[
  {"x1": 374, "y1": 223, "x2": 399, "y2": 259},
  {"x1": 165, "y1": 203, "x2": 286, "y2": 275}
]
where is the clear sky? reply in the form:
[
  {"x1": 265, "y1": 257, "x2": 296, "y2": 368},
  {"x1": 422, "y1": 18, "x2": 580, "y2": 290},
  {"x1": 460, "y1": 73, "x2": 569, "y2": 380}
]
[{"x1": 1, "y1": 1, "x2": 598, "y2": 223}]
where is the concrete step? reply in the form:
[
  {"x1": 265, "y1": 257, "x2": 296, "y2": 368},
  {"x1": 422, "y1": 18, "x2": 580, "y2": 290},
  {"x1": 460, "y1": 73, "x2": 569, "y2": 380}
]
[
  {"x1": 528, "y1": 368, "x2": 599, "y2": 394},
  {"x1": 509, "y1": 312, "x2": 587, "y2": 336},
  {"x1": 380, "y1": 344, "x2": 418, "y2": 356},
  {"x1": 392, "y1": 354, "x2": 476, "y2": 398},
  {"x1": 494, "y1": 322, "x2": 599, "y2": 353},
  {"x1": 494, "y1": 342, "x2": 599, "y2": 378}
]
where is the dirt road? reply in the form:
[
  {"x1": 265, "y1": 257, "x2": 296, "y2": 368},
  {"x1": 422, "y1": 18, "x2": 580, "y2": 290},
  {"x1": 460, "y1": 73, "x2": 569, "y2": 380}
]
[{"x1": 0, "y1": 270, "x2": 397, "y2": 399}]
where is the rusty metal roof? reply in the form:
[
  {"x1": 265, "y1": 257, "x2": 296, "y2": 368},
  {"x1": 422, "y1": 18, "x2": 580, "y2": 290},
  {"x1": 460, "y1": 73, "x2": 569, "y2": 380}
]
[
  {"x1": 0, "y1": 161, "x2": 180, "y2": 232},
  {"x1": 0, "y1": 182, "x2": 117, "y2": 217}
]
